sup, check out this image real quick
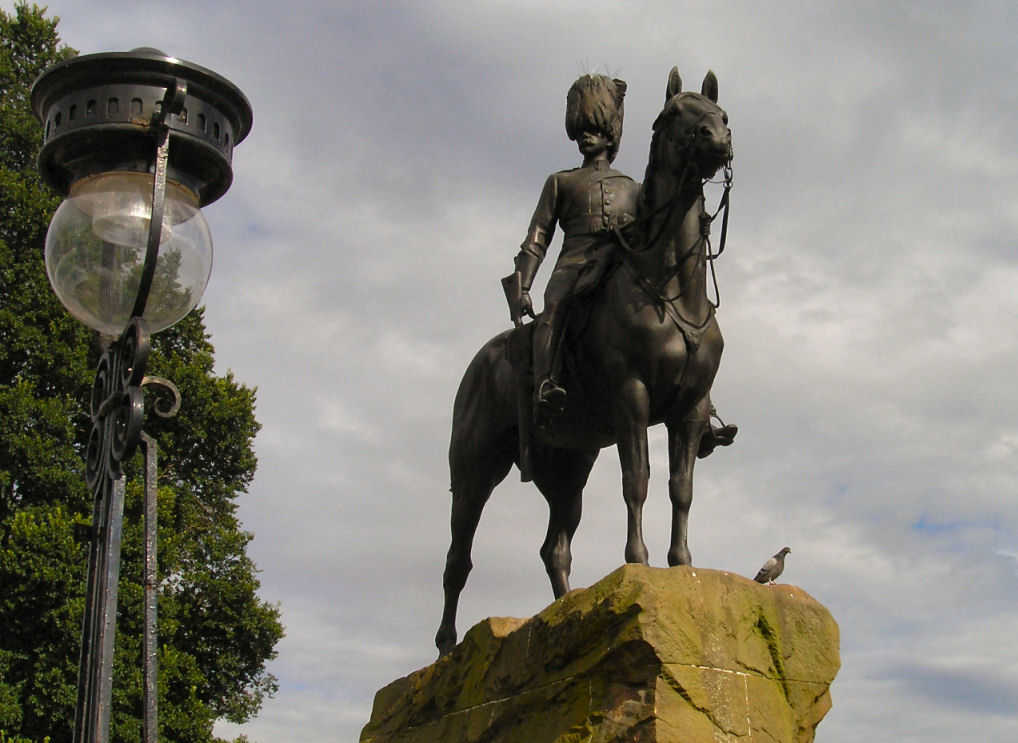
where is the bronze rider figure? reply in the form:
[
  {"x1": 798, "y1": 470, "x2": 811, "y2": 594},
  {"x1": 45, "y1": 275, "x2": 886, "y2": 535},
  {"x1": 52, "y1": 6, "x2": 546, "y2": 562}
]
[
  {"x1": 507, "y1": 74, "x2": 636, "y2": 413},
  {"x1": 504, "y1": 73, "x2": 736, "y2": 454}
]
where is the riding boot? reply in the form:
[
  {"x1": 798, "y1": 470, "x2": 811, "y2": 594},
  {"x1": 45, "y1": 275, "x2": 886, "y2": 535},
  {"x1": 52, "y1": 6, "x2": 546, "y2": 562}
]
[
  {"x1": 532, "y1": 274, "x2": 574, "y2": 419},
  {"x1": 532, "y1": 315, "x2": 566, "y2": 415}
]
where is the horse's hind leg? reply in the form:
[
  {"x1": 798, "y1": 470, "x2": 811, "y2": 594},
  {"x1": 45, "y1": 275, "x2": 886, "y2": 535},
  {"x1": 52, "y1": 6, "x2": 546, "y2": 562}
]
[
  {"x1": 436, "y1": 444, "x2": 513, "y2": 656},
  {"x1": 532, "y1": 447, "x2": 598, "y2": 598}
]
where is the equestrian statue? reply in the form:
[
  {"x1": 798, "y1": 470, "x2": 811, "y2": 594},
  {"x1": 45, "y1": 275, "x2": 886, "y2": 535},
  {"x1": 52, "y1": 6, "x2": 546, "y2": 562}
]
[{"x1": 437, "y1": 67, "x2": 736, "y2": 656}]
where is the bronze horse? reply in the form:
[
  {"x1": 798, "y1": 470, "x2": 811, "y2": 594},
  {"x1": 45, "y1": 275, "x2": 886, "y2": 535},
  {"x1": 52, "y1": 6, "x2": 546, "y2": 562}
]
[{"x1": 437, "y1": 68, "x2": 733, "y2": 656}]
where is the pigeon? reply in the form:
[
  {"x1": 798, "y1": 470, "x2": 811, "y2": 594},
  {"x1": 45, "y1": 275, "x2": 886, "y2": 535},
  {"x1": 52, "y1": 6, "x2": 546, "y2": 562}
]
[{"x1": 754, "y1": 547, "x2": 791, "y2": 584}]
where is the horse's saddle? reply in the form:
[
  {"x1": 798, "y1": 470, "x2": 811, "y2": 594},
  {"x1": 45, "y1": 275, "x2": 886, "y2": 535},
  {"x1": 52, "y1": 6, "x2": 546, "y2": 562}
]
[
  {"x1": 503, "y1": 258, "x2": 619, "y2": 399},
  {"x1": 572, "y1": 242, "x2": 618, "y2": 297}
]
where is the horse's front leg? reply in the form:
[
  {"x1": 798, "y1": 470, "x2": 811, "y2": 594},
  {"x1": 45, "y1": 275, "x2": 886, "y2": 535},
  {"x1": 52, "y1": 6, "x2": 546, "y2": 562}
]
[
  {"x1": 616, "y1": 379, "x2": 651, "y2": 565},
  {"x1": 665, "y1": 401, "x2": 709, "y2": 566}
]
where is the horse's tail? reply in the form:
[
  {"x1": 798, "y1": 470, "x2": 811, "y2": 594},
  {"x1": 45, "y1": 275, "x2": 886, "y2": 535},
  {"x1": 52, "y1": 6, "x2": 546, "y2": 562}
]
[{"x1": 439, "y1": 328, "x2": 521, "y2": 656}]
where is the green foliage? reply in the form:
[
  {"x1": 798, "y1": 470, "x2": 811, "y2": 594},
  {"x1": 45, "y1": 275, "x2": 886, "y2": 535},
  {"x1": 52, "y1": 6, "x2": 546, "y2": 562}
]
[
  {"x1": 0, "y1": 6, "x2": 283, "y2": 742},
  {"x1": 0, "y1": 4, "x2": 93, "y2": 526},
  {"x1": 1, "y1": 729, "x2": 51, "y2": 743},
  {"x1": 0, "y1": 508, "x2": 83, "y2": 736}
]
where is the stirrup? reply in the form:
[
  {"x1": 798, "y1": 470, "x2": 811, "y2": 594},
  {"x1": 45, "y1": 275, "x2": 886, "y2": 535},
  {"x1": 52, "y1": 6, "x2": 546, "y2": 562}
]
[
  {"x1": 536, "y1": 378, "x2": 566, "y2": 407},
  {"x1": 697, "y1": 422, "x2": 738, "y2": 459},
  {"x1": 535, "y1": 379, "x2": 566, "y2": 427}
]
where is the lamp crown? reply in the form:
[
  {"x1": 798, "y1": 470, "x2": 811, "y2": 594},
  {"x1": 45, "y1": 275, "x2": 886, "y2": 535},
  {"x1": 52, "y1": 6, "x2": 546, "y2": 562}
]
[{"x1": 31, "y1": 48, "x2": 252, "y2": 205}]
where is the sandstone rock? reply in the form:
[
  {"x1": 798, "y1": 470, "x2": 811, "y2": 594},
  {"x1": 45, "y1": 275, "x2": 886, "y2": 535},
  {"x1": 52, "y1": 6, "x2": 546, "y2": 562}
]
[{"x1": 361, "y1": 565, "x2": 840, "y2": 743}]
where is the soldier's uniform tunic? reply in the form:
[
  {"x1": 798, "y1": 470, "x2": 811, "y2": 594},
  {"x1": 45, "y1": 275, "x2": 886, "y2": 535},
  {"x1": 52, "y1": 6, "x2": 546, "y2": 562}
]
[
  {"x1": 520, "y1": 160, "x2": 639, "y2": 396},
  {"x1": 521, "y1": 161, "x2": 639, "y2": 272}
]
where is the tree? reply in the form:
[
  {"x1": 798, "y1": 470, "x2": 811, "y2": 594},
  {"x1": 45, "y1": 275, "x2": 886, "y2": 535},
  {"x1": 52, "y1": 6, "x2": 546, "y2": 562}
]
[{"x1": 0, "y1": 6, "x2": 284, "y2": 742}]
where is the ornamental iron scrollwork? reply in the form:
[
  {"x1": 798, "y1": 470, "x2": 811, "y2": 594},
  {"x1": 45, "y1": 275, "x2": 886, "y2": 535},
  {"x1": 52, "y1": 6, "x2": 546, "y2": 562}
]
[
  {"x1": 85, "y1": 318, "x2": 150, "y2": 489},
  {"x1": 76, "y1": 317, "x2": 151, "y2": 743},
  {"x1": 142, "y1": 375, "x2": 182, "y2": 419},
  {"x1": 75, "y1": 316, "x2": 183, "y2": 743}
]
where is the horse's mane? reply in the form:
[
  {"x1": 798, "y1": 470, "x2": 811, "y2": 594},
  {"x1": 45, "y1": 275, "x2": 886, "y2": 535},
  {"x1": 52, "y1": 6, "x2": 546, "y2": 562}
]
[
  {"x1": 633, "y1": 93, "x2": 709, "y2": 244},
  {"x1": 635, "y1": 123, "x2": 667, "y2": 240},
  {"x1": 632, "y1": 103, "x2": 680, "y2": 246}
]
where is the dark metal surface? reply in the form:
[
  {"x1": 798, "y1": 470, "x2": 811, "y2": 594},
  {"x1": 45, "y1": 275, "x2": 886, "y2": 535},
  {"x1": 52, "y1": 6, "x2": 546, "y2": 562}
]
[
  {"x1": 438, "y1": 69, "x2": 734, "y2": 656},
  {"x1": 139, "y1": 379, "x2": 179, "y2": 743},
  {"x1": 30, "y1": 48, "x2": 252, "y2": 204},
  {"x1": 129, "y1": 116, "x2": 172, "y2": 322},
  {"x1": 75, "y1": 319, "x2": 150, "y2": 743}
]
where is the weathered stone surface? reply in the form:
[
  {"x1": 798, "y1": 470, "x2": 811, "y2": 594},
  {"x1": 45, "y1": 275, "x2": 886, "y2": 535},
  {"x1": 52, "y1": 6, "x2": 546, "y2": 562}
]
[{"x1": 361, "y1": 565, "x2": 840, "y2": 743}]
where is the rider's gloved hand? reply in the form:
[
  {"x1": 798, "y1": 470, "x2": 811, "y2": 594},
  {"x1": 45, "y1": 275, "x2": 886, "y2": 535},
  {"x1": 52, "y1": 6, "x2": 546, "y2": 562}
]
[{"x1": 520, "y1": 290, "x2": 534, "y2": 319}]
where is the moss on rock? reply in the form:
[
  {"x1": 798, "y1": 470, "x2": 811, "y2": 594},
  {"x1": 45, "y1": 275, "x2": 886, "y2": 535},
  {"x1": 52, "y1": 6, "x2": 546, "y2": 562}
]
[{"x1": 361, "y1": 565, "x2": 839, "y2": 743}]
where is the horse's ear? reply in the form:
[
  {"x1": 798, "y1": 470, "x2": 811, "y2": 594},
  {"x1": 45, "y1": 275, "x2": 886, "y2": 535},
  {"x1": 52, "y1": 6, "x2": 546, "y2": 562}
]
[
  {"x1": 666, "y1": 67, "x2": 682, "y2": 101},
  {"x1": 701, "y1": 70, "x2": 719, "y2": 102}
]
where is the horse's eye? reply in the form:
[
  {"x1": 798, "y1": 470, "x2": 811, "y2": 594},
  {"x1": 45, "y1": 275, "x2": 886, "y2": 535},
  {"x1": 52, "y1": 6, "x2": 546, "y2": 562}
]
[{"x1": 722, "y1": 113, "x2": 729, "y2": 125}]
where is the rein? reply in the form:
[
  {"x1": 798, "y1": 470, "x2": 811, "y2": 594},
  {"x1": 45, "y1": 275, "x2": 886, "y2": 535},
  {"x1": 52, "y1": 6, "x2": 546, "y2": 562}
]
[
  {"x1": 615, "y1": 159, "x2": 733, "y2": 309},
  {"x1": 703, "y1": 162, "x2": 733, "y2": 308}
]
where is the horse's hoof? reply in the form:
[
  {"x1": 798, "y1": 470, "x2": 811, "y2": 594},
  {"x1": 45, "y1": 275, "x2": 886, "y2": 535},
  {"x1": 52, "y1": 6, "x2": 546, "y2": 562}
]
[
  {"x1": 668, "y1": 548, "x2": 692, "y2": 566},
  {"x1": 625, "y1": 545, "x2": 650, "y2": 565},
  {"x1": 435, "y1": 628, "x2": 456, "y2": 657}
]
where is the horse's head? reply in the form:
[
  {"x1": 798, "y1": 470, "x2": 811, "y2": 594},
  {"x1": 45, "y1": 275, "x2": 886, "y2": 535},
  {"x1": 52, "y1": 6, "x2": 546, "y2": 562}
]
[{"x1": 652, "y1": 68, "x2": 732, "y2": 181}]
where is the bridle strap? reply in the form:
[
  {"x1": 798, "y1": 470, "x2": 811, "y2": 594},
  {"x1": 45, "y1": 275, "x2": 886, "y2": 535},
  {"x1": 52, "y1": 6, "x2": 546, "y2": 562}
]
[
  {"x1": 702, "y1": 163, "x2": 732, "y2": 308},
  {"x1": 615, "y1": 148, "x2": 733, "y2": 310},
  {"x1": 705, "y1": 163, "x2": 733, "y2": 259}
]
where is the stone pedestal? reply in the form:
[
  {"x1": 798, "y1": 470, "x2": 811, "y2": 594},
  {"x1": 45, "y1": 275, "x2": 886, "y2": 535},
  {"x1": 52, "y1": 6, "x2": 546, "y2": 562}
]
[{"x1": 361, "y1": 565, "x2": 840, "y2": 743}]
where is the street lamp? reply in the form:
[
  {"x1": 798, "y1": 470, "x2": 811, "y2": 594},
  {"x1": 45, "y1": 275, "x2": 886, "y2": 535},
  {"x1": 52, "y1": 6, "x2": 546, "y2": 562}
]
[{"x1": 31, "y1": 48, "x2": 252, "y2": 743}]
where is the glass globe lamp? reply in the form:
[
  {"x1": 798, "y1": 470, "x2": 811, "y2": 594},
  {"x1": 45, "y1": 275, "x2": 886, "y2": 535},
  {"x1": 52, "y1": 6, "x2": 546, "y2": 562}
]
[
  {"x1": 45, "y1": 171, "x2": 213, "y2": 336},
  {"x1": 31, "y1": 48, "x2": 252, "y2": 336}
]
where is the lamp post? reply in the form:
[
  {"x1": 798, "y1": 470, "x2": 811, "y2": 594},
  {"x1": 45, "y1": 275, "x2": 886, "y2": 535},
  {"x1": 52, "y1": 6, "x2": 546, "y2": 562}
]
[{"x1": 31, "y1": 48, "x2": 252, "y2": 743}]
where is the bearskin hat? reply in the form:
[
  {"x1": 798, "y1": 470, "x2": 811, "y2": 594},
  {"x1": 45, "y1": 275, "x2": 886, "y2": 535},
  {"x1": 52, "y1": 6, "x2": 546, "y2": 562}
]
[{"x1": 564, "y1": 74, "x2": 627, "y2": 162}]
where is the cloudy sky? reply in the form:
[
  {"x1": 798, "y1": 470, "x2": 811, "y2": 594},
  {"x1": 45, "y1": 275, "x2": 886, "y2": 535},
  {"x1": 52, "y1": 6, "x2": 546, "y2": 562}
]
[{"x1": 19, "y1": 1, "x2": 1018, "y2": 740}]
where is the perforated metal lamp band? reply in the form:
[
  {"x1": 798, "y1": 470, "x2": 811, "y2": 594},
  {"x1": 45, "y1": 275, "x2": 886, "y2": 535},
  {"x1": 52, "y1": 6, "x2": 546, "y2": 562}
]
[
  {"x1": 32, "y1": 49, "x2": 253, "y2": 337},
  {"x1": 31, "y1": 47, "x2": 252, "y2": 204}
]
